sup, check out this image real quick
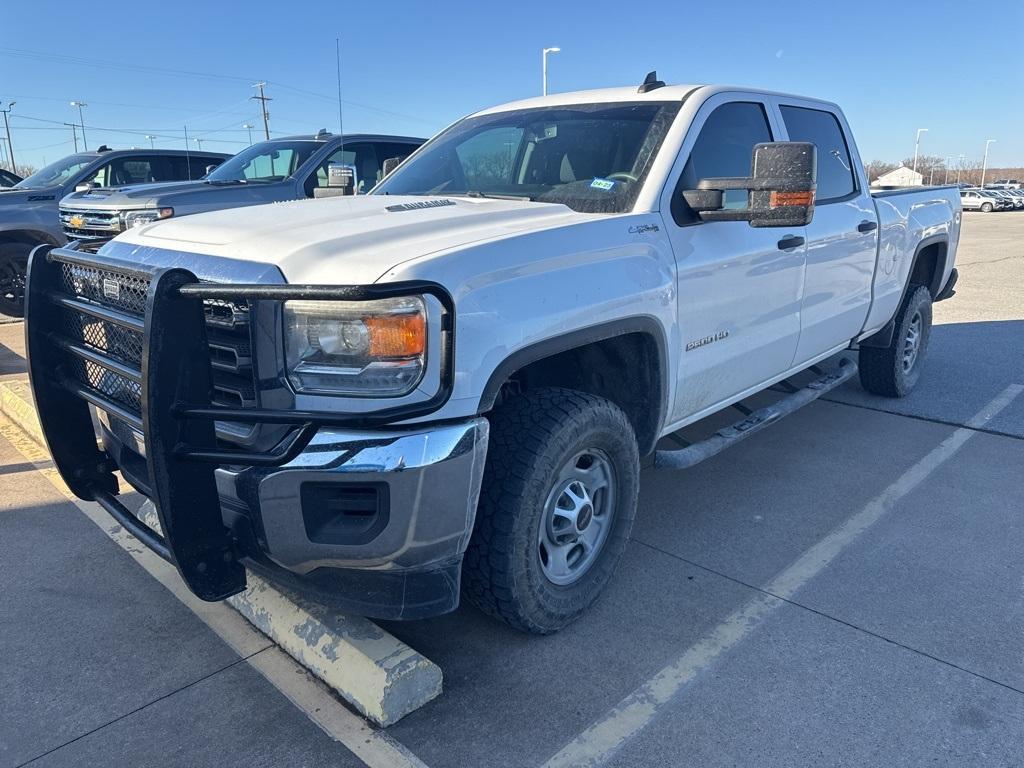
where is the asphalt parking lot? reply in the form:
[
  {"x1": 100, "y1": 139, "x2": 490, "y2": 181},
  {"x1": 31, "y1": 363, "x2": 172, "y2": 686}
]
[{"x1": 1, "y1": 211, "x2": 1022, "y2": 768}]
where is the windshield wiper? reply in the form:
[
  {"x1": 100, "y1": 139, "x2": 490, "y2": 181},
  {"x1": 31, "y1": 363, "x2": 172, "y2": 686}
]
[
  {"x1": 463, "y1": 190, "x2": 534, "y2": 202},
  {"x1": 205, "y1": 179, "x2": 246, "y2": 185}
]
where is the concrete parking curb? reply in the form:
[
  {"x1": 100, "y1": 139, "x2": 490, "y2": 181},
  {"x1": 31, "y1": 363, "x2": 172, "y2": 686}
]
[
  {"x1": 0, "y1": 375, "x2": 443, "y2": 727},
  {"x1": 0, "y1": 379, "x2": 44, "y2": 447}
]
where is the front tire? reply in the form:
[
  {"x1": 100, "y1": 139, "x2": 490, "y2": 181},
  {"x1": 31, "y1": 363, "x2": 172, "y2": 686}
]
[
  {"x1": 981, "y1": 202, "x2": 993, "y2": 213},
  {"x1": 463, "y1": 388, "x2": 640, "y2": 634},
  {"x1": 0, "y1": 242, "x2": 31, "y2": 318},
  {"x1": 859, "y1": 285, "x2": 933, "y2": 397}
]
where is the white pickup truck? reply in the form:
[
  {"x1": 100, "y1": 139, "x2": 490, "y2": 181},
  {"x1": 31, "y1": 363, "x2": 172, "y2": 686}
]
[{"x1": 26, "y1": 76, "x2": 960, "y2": 634}]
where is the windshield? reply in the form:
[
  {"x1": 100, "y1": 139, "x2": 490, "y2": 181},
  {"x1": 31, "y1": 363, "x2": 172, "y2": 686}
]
[
  {"x1": 373, "y1": 102, "x2": 681, "y2": 214},
  {"x1": 205, "y1": 140, "x2": 321, "y2": 183},
  {"x1": 15, "y1": 154, "x2": 96, "y2": 189}
]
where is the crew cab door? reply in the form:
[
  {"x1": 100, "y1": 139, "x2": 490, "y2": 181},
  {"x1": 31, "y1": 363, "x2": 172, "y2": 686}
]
[
  {"x1": 661, "y1": 94, "x2": 805, "y2": 424},
  {"x1": 772, "y1": 100, "x2": 878, "y2": 365}
]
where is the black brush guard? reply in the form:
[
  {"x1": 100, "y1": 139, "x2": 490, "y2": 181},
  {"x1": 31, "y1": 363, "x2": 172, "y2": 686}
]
[{"x1": 25, "y1": 244, "x2": 454, "y2": 602}]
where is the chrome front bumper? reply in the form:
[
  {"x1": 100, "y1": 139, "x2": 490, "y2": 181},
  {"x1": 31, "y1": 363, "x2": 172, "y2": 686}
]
[{"x1": 218, "y1": 417, "x2": 490, "y2": 575}]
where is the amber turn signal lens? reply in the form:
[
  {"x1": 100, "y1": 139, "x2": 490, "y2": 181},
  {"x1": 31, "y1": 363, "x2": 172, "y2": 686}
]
[
  {"x1": 770, "y1": 190, "x2": 814, "y2": 208},
  {"x1": 366, "y1": 313, "x2": 426, "y2": 358}
]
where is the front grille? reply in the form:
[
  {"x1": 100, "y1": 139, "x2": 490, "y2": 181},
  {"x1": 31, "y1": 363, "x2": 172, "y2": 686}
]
[
  {"x1": 59, "y1": 208, "x2": 123, "y2": 241},
  {"x1": 58, "y1": 262, "x2": 259, "y2": 419}
]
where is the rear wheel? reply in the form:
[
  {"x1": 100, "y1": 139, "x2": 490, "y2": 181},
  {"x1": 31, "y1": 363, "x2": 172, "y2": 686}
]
[
  {"x1": 463, "y1": 388, "x2": 639, "y2": 634},
  {"x1": 0, "y1": 241, "x2": 31, "y2": 318},
  {"x1": 859, "y1": 285, "x2": 933, "y2": 398}
]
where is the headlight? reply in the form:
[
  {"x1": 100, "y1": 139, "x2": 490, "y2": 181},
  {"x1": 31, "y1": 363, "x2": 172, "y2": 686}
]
[
  {"x1": 123, "y1": 207, "x2": 174, "y2": 228},
  {"x1": 284, "y1": 296, "x2": 427, "y2": 396}
]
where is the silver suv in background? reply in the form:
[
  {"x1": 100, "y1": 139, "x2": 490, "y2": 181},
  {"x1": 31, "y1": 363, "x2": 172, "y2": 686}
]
[
  {"x1": 0, "y1": 147, "x2": 229, "y2": 315},
  {"x1": 59, "y1": 132, "x2": 425, "y2": 249},
  {"x1": 960, "y1": 189, "x2": 1012, "y2": 212}
]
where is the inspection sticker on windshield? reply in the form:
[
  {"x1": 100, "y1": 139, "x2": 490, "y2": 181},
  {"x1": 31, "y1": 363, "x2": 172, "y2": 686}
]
[{"x1": 590, "y1": 178, "x2": 616, "y2": 191}]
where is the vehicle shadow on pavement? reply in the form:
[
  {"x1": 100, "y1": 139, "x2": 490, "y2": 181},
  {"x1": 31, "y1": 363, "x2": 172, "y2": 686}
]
[{"x1": 830, "y1": 319, "x2": 1024, "y2": 437}]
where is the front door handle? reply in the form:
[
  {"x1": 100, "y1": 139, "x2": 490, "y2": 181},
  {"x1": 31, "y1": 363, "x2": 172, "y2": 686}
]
[
  {"x1": 777, "y1": 235, "x2": 805, "y2": 250},
  {"x1": 857, "y1": 220, "x2": 878, "y2": 233}
]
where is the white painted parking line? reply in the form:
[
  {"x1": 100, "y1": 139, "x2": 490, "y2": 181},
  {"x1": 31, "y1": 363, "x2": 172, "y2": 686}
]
[
  {"x1": 0, "y1": 416, "x2": 429, "y2": 768},
  {"x1": 542, "y1": 383, "x2": 1024, "y2": 768}
]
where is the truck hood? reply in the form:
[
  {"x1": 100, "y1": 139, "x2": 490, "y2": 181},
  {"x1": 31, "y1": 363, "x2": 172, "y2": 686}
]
[
  {"x1": 61, "y1": 180, "x2": 216, "y2": 209},
  {"x1": 117, "y1": 195, "x2": 593, "y2": 284},
  {"x1": 0, "y1": 186, "x2": 61, "y2": 205}
]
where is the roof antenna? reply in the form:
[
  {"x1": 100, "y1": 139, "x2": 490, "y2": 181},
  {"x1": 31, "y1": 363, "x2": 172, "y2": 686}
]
[
  {"x1": 336, "y1": 36, "x2": 345, "y2": 156},
  {"x1": 638, "y1": 70, "x2": 666, "y2": 94}
]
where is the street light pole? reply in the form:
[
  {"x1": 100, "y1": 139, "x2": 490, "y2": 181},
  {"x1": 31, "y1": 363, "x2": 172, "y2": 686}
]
[
  {"x1": 944, "y1": 156, "x2": 953, "y2": 185},
  {"x1": 0, "y1": 101, "x2": 15, "y2": 172},
  {"x1": 542, "y1": 47, "x2": 561, "y2": 96},
  {"x1": 911, "y1": 127, "x2": 928, "y2": 180},
  {"x1": 980, "y1": 139, "x2": 996, "y2": 188},
  {"x1": 243, "y1": 123, "x2": 254, "y2": 146},
  {"x1": 194, "y1": 137, "x2": 204, "y2": 150},
  {"x1": 70, "y1": 101, "x2": 88, "y2": 150},
  {"x1": 956, "y1": 154, "x2": 965, "y2": 185},
  {"x1": 145, "y1": 134, "x2": 156, "y2": 149}
]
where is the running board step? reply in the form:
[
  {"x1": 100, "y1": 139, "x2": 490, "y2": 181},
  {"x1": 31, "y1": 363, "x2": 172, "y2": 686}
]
[{"x1": 655, "y1": 357, "x2": 858, "y2": 470}]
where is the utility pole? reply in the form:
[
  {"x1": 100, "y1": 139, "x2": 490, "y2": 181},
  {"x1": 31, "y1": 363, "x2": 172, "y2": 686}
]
[
  {"x1": 944, "y1": 156, "x2": 953, "y2": 185},
  {"x1": 194, "y1": 137, "x2": 204, "y2": 150},
  {"x1": 980, "y1": 139, "x2": 996, "y2": 188},
  {"x1": 542, "y1": 47, "x2": 561, "y2": 96},
  {"x1": 64, "y1": 122, "x2": 80, "y2": 152},
  {"x1": 911, "y1": 127, "x2": 928, "y2": 180},
  {"x1": 70, "y1": 101, "x2": 88, "y2": 150},
  {"x1": 0, "y1": 101, "x2": 15, "y2": 171},
  {"x1": 251, "y1": 82, "x2": 271, "y2": 140},
  {"x1": 242, "y1": 123, "x2": 254, "y2": 146},
  {"x1": 145, "y1": 134, "x2": 156, "y2": 149}
]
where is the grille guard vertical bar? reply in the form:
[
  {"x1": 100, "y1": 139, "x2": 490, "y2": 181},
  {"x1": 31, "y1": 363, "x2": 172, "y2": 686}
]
[
  {"x1": 25, "y1": 243, "x2": 120, "y2": 502},
  {"x1": 142, "y1": 267, "x2": 246, "y2": 600}
]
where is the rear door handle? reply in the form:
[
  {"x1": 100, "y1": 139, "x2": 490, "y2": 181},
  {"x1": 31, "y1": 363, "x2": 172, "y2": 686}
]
[
  {"x1": 857, "y1": 220, "x2": 878, "y2": 233},
  {"x1": 777, "y1": 235, "x2": 805, "y2": 250}
]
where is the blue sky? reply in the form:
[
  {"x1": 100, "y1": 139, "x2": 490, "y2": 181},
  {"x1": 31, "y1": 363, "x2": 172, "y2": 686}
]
[{"x1": 2, "y1": 0, "x2": 1021, "y2": 171}]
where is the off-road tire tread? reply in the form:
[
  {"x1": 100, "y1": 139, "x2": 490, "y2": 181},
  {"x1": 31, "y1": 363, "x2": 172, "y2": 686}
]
[
  {"x1": 463, "y1": 387, "x2": 638, "y2": 634},
  {"x1": 859, "y1": 284, "x2": 932, "y2": 398}
]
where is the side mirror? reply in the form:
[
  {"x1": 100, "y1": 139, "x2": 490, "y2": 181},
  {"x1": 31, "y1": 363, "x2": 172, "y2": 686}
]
[
  {"x1": 204, "y1": 164, "x2": 218, "y2": 176},
  {"x1": 682, "y1": 142, "x2": 817, "y2": 227},
  {"x1": 381, "y1": 156, "x2": 402, "y2": 178},
  {"x1": 74, "y1": 181, "x2": 97, "y2": 193}
]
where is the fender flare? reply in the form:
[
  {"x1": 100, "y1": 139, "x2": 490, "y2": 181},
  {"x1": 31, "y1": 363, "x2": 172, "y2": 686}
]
[
  {"x1": 477, "y1": 316, "x2": 670, "y2": 451},
  {"x1": 860, "y1": 234, "x2": 948, "y2": 349}
]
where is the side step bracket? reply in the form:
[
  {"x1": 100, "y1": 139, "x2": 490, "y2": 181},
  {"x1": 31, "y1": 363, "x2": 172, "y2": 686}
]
[{"x1": 655, "y1": 358, "x2": 858, "y2": 470}]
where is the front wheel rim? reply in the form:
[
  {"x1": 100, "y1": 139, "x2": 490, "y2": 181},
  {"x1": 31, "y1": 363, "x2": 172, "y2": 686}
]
[
  {"x1": 538, "y1": 449, "x2": 616, "y2": 586},
  {"x1": 902, "y1": 311, "x2": 923, "y2": 373}
]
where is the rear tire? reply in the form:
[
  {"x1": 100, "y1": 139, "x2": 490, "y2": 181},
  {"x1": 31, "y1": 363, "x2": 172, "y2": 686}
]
[
  {"x1": 0, "y1": 241, "x2": 31, "y2": 318},
  {"x1": 859, "y1": 285, "x2": 933, "y2": 398},
  {"x1": 463, "y1": 388, "x2": 640, "y2": 634}
]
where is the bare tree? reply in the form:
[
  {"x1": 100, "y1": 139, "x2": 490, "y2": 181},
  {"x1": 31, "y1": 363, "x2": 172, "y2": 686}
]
[{"x1": 864, "y1": 160, "x2": 898, "y2": 182}]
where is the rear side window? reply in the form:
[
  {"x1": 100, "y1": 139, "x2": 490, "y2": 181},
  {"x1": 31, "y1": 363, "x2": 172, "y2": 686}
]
[
  {"x1": 676, "y1": 101, "x2": 773, "y2": 223},
  {"x1": 780, "y1": 106, "x2": 856, "y2": 202}
]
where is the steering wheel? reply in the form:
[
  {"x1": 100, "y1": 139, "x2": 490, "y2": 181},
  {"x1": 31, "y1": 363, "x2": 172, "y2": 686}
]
[{"x1": 605, "y1": 172, "x2": 638, "y2": 183}]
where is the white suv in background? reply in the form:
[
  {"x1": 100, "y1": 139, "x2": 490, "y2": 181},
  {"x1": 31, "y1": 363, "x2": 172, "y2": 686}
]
[{"x1": 960, "y1": 189, "x2": 1010, "y2": 212}]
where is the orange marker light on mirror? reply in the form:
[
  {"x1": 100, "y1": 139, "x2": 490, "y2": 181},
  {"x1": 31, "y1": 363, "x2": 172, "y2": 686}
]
[{"x1": 770, "y1": 190, "x2": 815, "y2": 208}]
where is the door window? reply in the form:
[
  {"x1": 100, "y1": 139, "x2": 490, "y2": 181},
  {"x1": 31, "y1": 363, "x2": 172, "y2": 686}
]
[
  {"x1": 779, "y1": 106, "x2": 856, "y2": 203},
  {"x1": 675, "y1": 101, "x2": 773, "y2": 224}
]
